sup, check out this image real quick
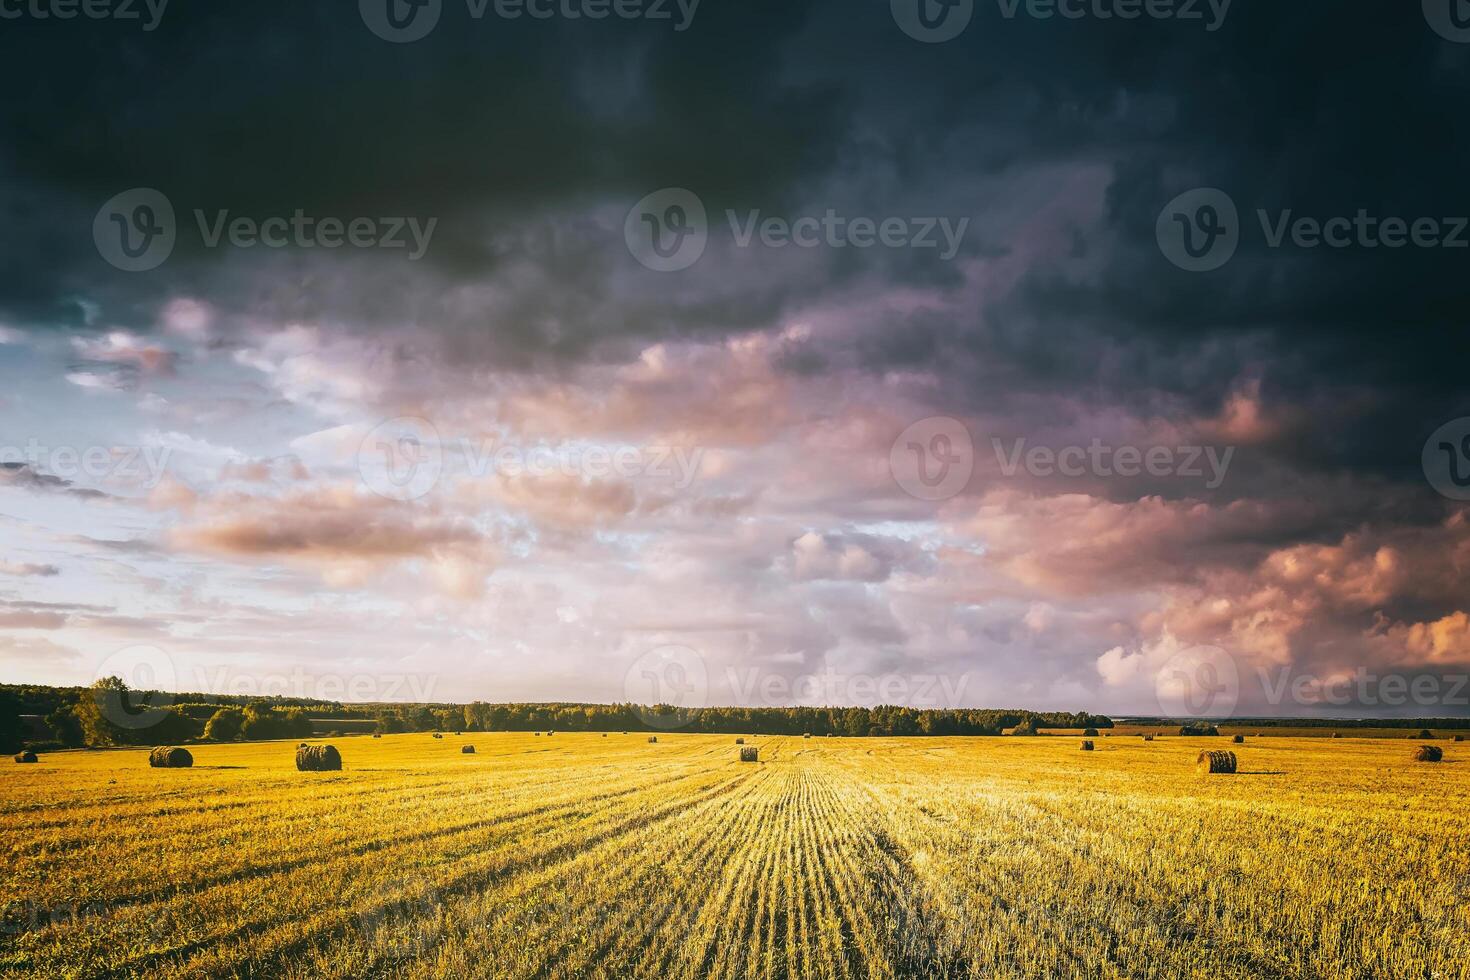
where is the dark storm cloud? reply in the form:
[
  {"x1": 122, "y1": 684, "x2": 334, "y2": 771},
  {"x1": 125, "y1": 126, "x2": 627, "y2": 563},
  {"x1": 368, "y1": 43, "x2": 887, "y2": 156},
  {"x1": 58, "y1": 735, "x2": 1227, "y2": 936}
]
[{"x1": 1, "y1": 0, "x2": 1466, "y2": 488}]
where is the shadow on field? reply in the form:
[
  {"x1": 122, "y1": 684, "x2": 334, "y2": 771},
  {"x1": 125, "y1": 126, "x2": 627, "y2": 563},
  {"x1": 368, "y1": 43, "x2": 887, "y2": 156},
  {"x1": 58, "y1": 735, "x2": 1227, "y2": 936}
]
[
  {"x1": 195, "y1": 766, "x2": 247, "y2": 770},
  {"x1": 1236, "y1": 770, "x2": 1288, "y2": 776}
]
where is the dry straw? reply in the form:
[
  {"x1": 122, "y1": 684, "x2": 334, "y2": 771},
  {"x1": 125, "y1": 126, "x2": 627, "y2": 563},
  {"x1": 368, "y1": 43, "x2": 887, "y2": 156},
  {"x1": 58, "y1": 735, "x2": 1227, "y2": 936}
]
[
  {"x1": 1413, "y1": 745, "x2": 1443, "y2": 763},
  {"x1": 1196, "y1": 750, "x2": 1237, "y2": 775},
  {"x1": 149, "y1": 746, "x2": 193, "y2": 768},
  {"x1": 296, "y1": 744, "x2": 342, "y2": 772},
  {"x1": 739, "y1": 747, "x2": 759, "y2": 763}
]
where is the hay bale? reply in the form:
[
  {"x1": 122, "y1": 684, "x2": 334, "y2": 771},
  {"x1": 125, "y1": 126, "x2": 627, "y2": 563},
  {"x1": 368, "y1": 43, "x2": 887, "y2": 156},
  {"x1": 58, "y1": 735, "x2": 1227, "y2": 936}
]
[
  {"x1": 1414, "y1": 745, "x2": 1444, "y2": 762},
  {"x1": 547, "y1": 731, "x2": 555, "y2": 737},
  {"x1": 1083, "y1": 728, "x2": 1099, "y2": 737},
  {"x1": 1141, "y1": 734, "x2": 1154, "y2": 742},
  {"x1": 1332, "y1": 732, "x2": 1341, "y2": 738},
  {"x1": 1232, "y1": 734, "x2": 1245, "y2": 744},
  {"x1": 14, "y1": 751, "x2": 38, "y2": 763},
  {"x1": 1455, "y1": 735, "x2": 1465, "y2": 742},
  {"x1": 1196, "y1": 750, "x2": 1237, "y2": 774},
  {"x1": 462, "y1": 745, "x2": 476, "y2": 754},
  {"x1": 534, "y1": 732, "x2": 541, "y2": 736},
  {"x1": 739, "y1": 746, "x2": 759, "y2": 763},
  {"x1": 432, "y1": 733, "x2": 443, "y2": 739},
  {"x1": 373, "y1": 733, "x2": 382, "y2": 739},
  {"x1": 1080, "y1": 741, "x2": 1094, "y2": 751},
  {"x1": 647, "y1": 736, "x2": 658, "y2": 743},
  {"x1": 296, "y1": 744, "x2": 342, "y2": 772},
  {"x1": 149, "y1": 746, "x2": 193, "y2": 768},
  {"x1": 601, "y1": 733, "x2": 607, "y2": 737},
  {"x1": 1415, "y1": 729, "x2": 1434, "y2": 740},
  {"x1": 803, "y1": 733, "x2": 811, "y2": 739},
  {"x1": 735, "y1": 738, "x2": 745, "y2": 744}
]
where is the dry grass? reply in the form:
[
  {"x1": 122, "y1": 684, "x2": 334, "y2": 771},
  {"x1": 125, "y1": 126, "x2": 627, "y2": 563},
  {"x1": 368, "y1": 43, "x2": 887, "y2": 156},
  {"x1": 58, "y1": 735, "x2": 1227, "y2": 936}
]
[{"x1": 1, "y1": 734, "x2": 1466, "y2": 979}]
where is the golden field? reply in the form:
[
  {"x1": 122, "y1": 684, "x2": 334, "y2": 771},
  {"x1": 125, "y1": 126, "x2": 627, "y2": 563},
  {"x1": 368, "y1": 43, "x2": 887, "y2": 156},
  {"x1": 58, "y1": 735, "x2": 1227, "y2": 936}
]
[{"x1": 3, "y1": 733, "x2": 1468, "y2": 979}]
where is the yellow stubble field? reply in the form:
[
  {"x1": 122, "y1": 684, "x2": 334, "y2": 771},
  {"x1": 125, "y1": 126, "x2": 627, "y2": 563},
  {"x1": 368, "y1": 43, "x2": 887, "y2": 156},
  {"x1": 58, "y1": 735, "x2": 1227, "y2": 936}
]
[{"x1": 2, "y1": 733, "x2": 1467, "y2": 979}]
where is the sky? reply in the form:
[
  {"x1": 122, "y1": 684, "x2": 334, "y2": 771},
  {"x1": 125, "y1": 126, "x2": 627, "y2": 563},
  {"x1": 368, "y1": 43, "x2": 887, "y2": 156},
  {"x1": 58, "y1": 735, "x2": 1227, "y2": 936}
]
[{"x1": 1, "y1": 0, "x2": 1469, "y2": 719}]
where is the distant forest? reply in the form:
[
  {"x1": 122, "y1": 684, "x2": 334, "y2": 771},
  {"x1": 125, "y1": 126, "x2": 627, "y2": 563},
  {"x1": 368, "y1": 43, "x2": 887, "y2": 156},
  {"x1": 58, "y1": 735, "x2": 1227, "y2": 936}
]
[{"x1": 0, "y1": 679, "x2": 1113, "y2": 751}]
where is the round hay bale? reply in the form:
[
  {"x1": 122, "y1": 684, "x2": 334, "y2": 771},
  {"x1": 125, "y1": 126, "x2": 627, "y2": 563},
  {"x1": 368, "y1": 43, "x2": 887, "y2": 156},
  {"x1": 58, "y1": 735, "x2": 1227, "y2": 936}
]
[
  {"x1": 1415, "y1": 729, "x2": 1434, "y2": 740},
  {"x1": 14, "y1": 750, "x2": 38, "y2": 763},
  {"x1": 547, "y1": 731, "x2": 555, "y2": 737},
  {"x1": 739, "y1": 746, "x2": 759, "y2": 763},
  {"x1": 373, "y1": 733, "x2": 382, "y2": 739},
  {"x1": 149, "y1": 746, "x2": 193, "y2": 768},
  {"x1": 1083, "y1": 728, "x2": 1099, "y2": 737},
  {"x1": 1414, "y1": 745, "x2": 1444, "y2": 762},
  {"x1": 1455, "y1": 735, "x2": 1465, "y2": 742},
  {"x1": 647, "y1": 736, "x2": 658, "y2": 744},
  {"x1": 803, "y1": 733, "x2": 811, "y2": 739},
  {"x1": 432, "y1": 733, "x2": 443, "y2": 740},
  {"x1": 735, "y1": 738, "x2": 746, "y2": 744},
  {"x1": 461, "y1": 745, "x2": 476, "y2": 754},
  {"x1": 296, "y1": 744, "x2": 342, "y2": 772},
  {"x1": 1196, "y1": 750, "x2": 1237, "y2": 775},
  {"x1": 1080, "y1": 741, "x2": 1094, "y2": 751},
  {"x1": 1141, "y1": 734, "x2": 1154, "y2": 742},
  {"x1": 601, "y1": 733, "x2": 607, "y2": 737},
  {"x1": 1232, "y1": 734, "x2": 1245, "y2": 744}
]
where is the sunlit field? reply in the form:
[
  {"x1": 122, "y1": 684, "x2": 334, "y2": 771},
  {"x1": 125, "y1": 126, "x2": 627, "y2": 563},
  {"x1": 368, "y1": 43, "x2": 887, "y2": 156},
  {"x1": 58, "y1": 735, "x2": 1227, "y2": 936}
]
[{"x1": 4, "y1": 733, "x2": 1468, "y2": 979}]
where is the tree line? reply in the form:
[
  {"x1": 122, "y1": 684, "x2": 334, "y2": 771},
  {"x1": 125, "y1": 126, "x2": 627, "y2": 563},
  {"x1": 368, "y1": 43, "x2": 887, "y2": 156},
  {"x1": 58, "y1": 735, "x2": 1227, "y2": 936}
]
[{"x1": 2, "y1": 679, "x2": 1113, "y2": 751}]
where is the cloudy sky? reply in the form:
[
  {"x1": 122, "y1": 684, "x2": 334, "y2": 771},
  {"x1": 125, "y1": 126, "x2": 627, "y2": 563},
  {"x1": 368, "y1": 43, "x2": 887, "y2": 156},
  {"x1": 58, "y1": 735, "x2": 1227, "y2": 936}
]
[{"x1": 1, "y1": 0, "x2": 1468, "y2": 717}]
